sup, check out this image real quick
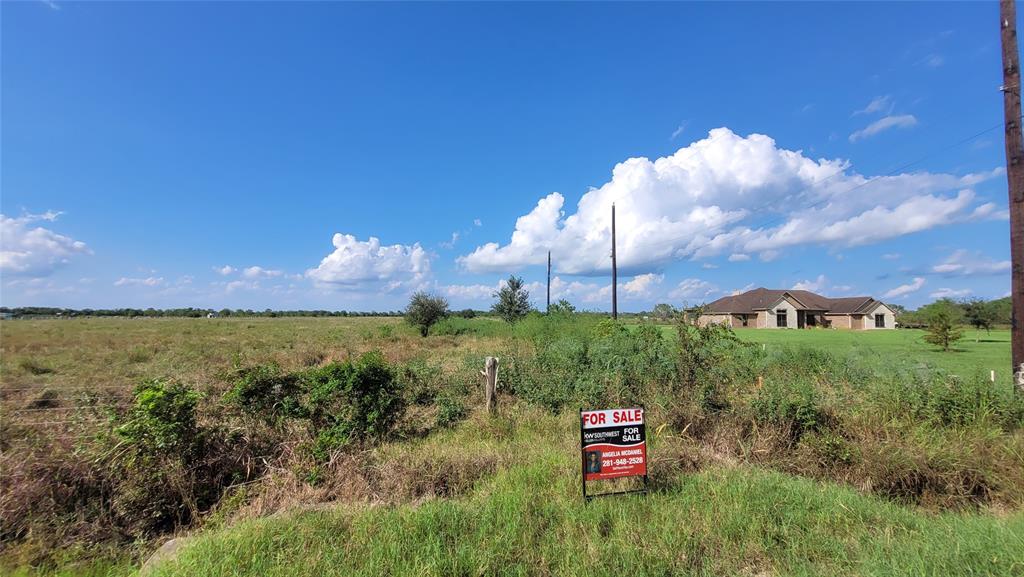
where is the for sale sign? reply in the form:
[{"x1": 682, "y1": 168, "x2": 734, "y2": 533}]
[{"x1": 580, "y1": 407, "x2": 647, "y2": 482}]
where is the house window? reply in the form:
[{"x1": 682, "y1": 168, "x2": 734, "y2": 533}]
[
  {"x1": 875, "y1": 313, "x2": 885, "y2": 328},
  {"x1": 776, "y1": 310, "x2": 787, "y2": 327}
]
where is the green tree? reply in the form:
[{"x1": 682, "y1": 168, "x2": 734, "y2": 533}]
[
  {"x1": 923, "y1": 300, "x2": 964, "y2": 352},
  {"x1": 492, "y1": 275, "x2": 532, "y2": 323},
  {"x1": 404, "y1": 292, "x2": 449, "y2": 337},
  {"x1": 652, "y1": 303, "x2": 678, "y2": 321},
  {"x1": 961, "y1": 298, "x2": 998, "y2": 341},
  {"x1": 548, "y1": 298, "x2": 576, "y2": 316}
]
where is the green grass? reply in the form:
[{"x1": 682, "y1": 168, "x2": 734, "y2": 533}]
[
  {"x1": 4, "y1": 318, "x2": 1020, "y2": 577},
  {"x1": 734, "y1": 328, "x2": 1011, "y2": 386},
  {"x1": 150, "y1": 410, "x2": 1024, "y2": 577}
]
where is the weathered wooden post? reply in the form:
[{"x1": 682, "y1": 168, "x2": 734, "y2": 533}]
[{"x1": 481, "y1": 356, "x2": 499, "y2": 414}]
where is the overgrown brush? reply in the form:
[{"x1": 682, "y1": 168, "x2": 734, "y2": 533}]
[{"x1": 3, "y1": 316, "x2": 1023, "y2": 574}]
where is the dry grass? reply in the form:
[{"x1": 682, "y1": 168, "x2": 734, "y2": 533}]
[{"x1": 2, "y1": 316, "x2": 1022, "y2": 575}]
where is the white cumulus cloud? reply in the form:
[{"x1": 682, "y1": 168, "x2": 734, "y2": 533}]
[
  {"x1": 215, "y1": 265, "x2": 236, "y2": 276},
  {"x1": 668, "y1": 278, "x2": 718, "y2": 301},
  {"x1": 0, "y1": 212, "x2": 90, "y2": 277},
  {"x1": 883, "y1": 277, "x2": 926, "y2": 299},
  {"x1": 622, "y1": 273, "x2": 663, "y2": 298},
  {"x1": 306, "y1": 233, "x2": 430, "y2": 293},
  {"x1": 930, "y1": 287, "x2": 970, "y2": 299},
  {"x1": 931, "y1": 249, "x2": 1010, "y2": 276},
  {"x1": 458, "y1": 128, "x2": 997, "y2": 276},
  {"x1": 792, "y1": 274, "x2": 828, "y2": 293},
  {"x1": 242, "y1": 266, "x2": 284, "y2": 279}
]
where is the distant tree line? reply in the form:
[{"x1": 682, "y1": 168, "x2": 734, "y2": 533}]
[
  {"x1": 891, "y1": 297, "x2": 1011, "y2": 330},
  {"x1": 0, "y1": 307, "x2": 478, "y2": 319}
]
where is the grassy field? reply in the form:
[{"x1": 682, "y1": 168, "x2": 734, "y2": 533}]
[
  {"x1": 1, "y1": 317, "x2": 1022, "y2": 576},
  {"x1": 151, "y1": 410, "x2": 1024, "y2": 577},
  {"x1": 734, "y1": 328, "x2": 1012, "y2": 386}
]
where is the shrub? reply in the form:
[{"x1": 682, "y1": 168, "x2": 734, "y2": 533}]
[
  {"x1": 802, "y1": 431, "x2": 856, "y2": 466},
  {"x1": 304, "y1": 352, "x2": 405, "y2": 448},
  {"x1": 676, "y1": 318, "x2": 758, "y2": 395},
  {"x1": 435, "y1": 393, "x2": 468, "y2": 428},
  {"x1": 548, "y1": 299, "x2": 576, "y2": 316},
  {"x1": 116, "y1": 379, "x2": 202, "y2": 453},
  {"x1": 112, "y1": 380, "x2": 257, "y2": 537},
  {"x1": 505, "y1": 318, "x2": 676, "y2": 412},
  {"x1": 399, "y1": 358, "x2": 444, "y2": 405},
  {"x1": 751, "y1": 380, "x2": 825, "y2": 439},
  {"x1": 431, "y1": 317, "x2": 474, "y2": 337},
  {"x1": 226, "y1": 364, "x2": 305, "y2": 423},
  {"x1": 304, "y1": 361, "x2": 356, "y2": 429}
]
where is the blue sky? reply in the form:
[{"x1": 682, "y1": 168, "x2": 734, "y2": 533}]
[{"x1": 0, "y1": 1, "x2": 1013, "y2": 311}]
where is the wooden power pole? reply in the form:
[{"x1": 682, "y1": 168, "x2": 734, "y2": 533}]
[
  {"x1": 1001, "y1": 0, "x2": 1024, "y2": 387},
  {"x1": 611, "y1": 203, "x2": 618, "y2": 320},
  {"x1": 547, "y1": 250, "x2": 551, "y2": 313}
]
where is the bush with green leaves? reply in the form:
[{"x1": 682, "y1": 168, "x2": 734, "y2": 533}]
[
  {"x1": 435, "y1": 392, "x2": 468, "y2": 428},
  {"x1": 504, "y1": 318, "x2": 676, "y2": 412},
  {"x1": 304, "y1": 352, "x2": 406, "y2": 450},
  {"x1": 113, "y1": 380, "x2": 256, "y2": 537},
  {"x1": 430, "y1": 317, "x2": 474, "y2": 337},
  {"x1": 547, "y1": 299, "x2": 576, "y2": 316},
  {"x1": 676, "y1": 318, "x2": 760, "y2": 394},
  {"x1": 226, "y1": 363, "x2": 305, "y2": 423},
  {"x1": 751, "y1": 379, "x2": 826, "y2": 439},
  {"x1": 398, "y1": 357, "x2": 445, "y2": 405},
  {"x1": 116, "y1": 379, "x2": 203, "y2": 453}
]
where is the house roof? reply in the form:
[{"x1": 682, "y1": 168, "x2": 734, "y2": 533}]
[{"x1": 702, "y1": 287, "x2": 880, "y2": 315}]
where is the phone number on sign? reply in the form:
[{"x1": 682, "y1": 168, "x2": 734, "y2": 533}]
[{"x1": 604, "y1": 457, "x2": 644, "y2": 467}]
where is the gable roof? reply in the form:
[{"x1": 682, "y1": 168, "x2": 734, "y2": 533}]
[
  {"x1": 702, "y1": 288, "x2": 881, "y2": 315},
  {"x1": 825, "y1": 296, "x2": 876, "y2": 314}
]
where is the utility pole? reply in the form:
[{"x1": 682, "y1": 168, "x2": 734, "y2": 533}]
[
  {"x1": 547, "y1": 250, "x2": 552, "y2": 313},
  {"x1": 1001, "y1": 0, "x2": 1024, "y2": 388},
  {"x1": 611, "y1": 203, "x2": 618, "y2": 320}
]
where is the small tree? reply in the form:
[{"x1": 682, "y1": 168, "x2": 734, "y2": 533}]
[
  {"x1": 961, "y1": 298, "x2": 997, "y2": 341},
  {"x1": 652, "y1": 303, "x2": 678, "y2": 321},
  {"x1": 405, "y1": 292, "x2": 448, "y2": 337},
  {"x1": 492, "y1": 275, "x2": 532, "y2": 323},
  {"x1": 923, "y1": 300, "x2": 964, "y2": 352},
  {"x1": 548, "y1": 298, "x2": 576, "y2": 316}
]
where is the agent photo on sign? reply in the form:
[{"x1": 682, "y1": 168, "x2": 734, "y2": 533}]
[{"x1": 585, "y1": 450, "x2": 602, "y2": 474}]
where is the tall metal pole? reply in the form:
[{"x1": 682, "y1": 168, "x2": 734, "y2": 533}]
[
  {"x1": 611, "y1": 203, "x2": 618, "y2": 320},
  {"x1": 547, "y1": 250, "x2": 551, "y2": 313},
  {"x1": 1001, "y1": 0, "x2": 1024, "y2": 387}
]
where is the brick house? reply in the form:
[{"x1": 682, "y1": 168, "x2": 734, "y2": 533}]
[{"x1": 697, "y1": 287, "x2": 896, "y2": 330}]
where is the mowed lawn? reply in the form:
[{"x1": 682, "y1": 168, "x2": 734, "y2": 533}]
[{"x1": 733, "y1": 328, "x2": 1012, "y2": 386}]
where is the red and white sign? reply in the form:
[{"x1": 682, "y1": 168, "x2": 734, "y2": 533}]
[
  {"x1": 581, "y1": 407, "x2": 647, "y2": 481},
  {"x1": 581, "y1": 408, "x2": 644, "y2": 429}
]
